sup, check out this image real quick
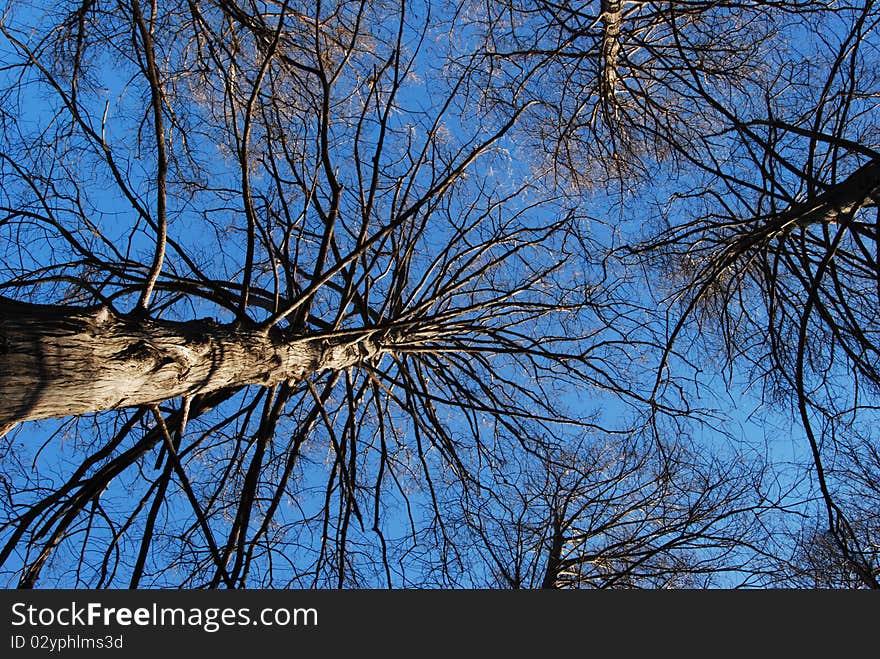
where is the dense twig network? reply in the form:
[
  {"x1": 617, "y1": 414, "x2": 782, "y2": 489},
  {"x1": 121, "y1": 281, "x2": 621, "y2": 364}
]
[{"x1": 0, "y1": 0, "x2": 877, "y2": 588}]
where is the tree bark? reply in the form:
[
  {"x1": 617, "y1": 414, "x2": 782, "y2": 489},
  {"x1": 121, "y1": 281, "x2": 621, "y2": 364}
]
[
  {"x1": 600, "y1": 0, "x2": 623, "y2": 119},
  {"x1": 728, "y1": 158, "x2": 880, "y2": 251},
  {"x1": 0, "y1": 298, "x2": 385, "y2": 425},
  {"x1": 787, "y1": 158, "x2": 880, "y2": 228}
]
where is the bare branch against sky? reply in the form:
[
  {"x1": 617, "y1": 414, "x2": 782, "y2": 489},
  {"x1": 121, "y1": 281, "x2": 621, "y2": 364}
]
[{"x1": 0, "y1": 0, "x2": 877, "y2": 588}]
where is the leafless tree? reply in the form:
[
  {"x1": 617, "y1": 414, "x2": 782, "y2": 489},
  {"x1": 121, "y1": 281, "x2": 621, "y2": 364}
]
[
  {"x1": 452, "y1": 0, "x2": 880, "y2": 587},
  {"x1": 436, "y1": 431, "x2": 789, "y2": 589},
  {"x1": 622, "y1": 3, "x2": 880, "y2": 587},
  {"x1": 0, "y1": 0, "x2": 669, "y2": 588},
  {"x1": 1, "y1": 0, "x2": 875, "y2": 589}
]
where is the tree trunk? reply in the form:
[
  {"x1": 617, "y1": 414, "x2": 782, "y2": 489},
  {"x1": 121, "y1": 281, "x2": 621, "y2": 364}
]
[
  {"x1": 600, "y1": 0, "x2": 623, "y2": 119},
  {"x1": 726, "y1": 158, "x2": 880, "y2": 252},
  {"x1": 0, "y1": 298, "x2": 385, "y2": 425},
  {"x1": 787, "y1": 158, "x2": 880, "y2": 228}
]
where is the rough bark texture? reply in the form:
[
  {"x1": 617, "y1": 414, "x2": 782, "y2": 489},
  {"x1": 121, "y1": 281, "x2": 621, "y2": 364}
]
[
  {"x1": 600, "y1": 0, "x2": 623, "y2": 118},
  {"x1": 0, "y1": 298, "x2": 385, "y2": 425}
]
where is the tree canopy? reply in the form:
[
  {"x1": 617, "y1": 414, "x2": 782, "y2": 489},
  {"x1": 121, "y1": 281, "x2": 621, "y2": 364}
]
[{"x1": 0, "y1": 0, "x2": 877, "y2": 588}]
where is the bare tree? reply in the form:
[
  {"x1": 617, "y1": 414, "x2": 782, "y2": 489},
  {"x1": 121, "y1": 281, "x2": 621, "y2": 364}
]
[
  {"x1": 2, "y1": 0, "x2": 876, "y2": 589},
  {"x1": 451, "y1": 0, "x2": 829, "y2": 189},
  {"x1": 0, "y1": 0, "x2": 661, "y2": 588},
  {"x1": 451, "y1": 0, "x2": 880, "y2": 587},
  {"x1": 623, "y1": 3, "x2": 880, "y2": 587},
  {"x1": 438, "y1": 432, "x2": 783, "y2": 589}
]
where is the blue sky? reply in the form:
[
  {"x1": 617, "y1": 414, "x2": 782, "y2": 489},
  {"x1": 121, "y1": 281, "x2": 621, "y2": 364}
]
[{"x1": 1, "y1": 0, "x2": 877, "y2": 588}]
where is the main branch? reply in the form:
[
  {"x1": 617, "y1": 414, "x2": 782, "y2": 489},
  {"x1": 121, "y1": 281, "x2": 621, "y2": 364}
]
[{"x1": 0, "y1": 298, "x2": 386, "y2": 425}]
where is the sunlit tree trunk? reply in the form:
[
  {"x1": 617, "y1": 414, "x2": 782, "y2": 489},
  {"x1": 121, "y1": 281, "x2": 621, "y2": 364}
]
[{"x1": 0, "y1": 298, "x2": 383, "y2": 425}]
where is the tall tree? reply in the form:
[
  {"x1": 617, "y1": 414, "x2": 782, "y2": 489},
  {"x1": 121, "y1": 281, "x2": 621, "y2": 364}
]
[
  {"x1": 452, "y1": 0, "x2": 880, "y2": 587},
  {"x1": 0, "y1": 0, "x2": 662, "y2": 588},
  {"x1": 1, "y1": 0, "x2": 877, "y2": 588}
]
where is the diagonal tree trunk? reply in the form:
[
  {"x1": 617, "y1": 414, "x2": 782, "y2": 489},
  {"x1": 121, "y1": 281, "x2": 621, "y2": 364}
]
[
  {"x1": 785, "y1": 158, "x2": 880, "y2": 229},
  {"x1": 706, "y1": 158, "x2": 880, "y2": 269},
  {"x1": 0, "y1": 297, "x2": 386, "y2": 426}
]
